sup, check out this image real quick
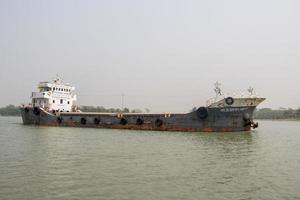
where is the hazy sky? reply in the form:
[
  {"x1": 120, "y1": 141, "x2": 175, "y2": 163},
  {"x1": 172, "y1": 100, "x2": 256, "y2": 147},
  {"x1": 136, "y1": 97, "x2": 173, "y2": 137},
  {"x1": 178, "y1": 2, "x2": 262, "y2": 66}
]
[{"x1": 1, "y1": 0, "x2": 299, "y2": 112}]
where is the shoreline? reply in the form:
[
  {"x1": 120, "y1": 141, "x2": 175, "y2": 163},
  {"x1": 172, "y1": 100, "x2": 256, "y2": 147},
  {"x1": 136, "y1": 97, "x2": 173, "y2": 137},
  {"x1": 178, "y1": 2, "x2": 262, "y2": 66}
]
[{"x1": 256, "y1": 118, "x2": 300, "y2": 121}]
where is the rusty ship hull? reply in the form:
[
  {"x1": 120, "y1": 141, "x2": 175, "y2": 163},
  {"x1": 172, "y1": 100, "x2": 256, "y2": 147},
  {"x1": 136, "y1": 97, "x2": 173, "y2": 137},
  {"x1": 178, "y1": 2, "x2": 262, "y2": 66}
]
[{"x1": 20, "y1": 98, "x2": 265, "y2": 132}]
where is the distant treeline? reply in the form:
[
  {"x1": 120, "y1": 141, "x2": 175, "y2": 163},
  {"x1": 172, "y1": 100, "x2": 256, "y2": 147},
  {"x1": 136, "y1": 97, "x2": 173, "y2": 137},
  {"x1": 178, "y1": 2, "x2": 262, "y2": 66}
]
[
  {"x1": 0, "y1": 105, "x2": 147, "y2": 116},
  {"x1": 0, "y1": 105, "x2": 21, "y2": 116},
  {"x1": 1, "y1": 105, "x2": 300, "y2": 120},
  {"x1": 254, "y1": 108, "x2": 300, "y2": 120}
]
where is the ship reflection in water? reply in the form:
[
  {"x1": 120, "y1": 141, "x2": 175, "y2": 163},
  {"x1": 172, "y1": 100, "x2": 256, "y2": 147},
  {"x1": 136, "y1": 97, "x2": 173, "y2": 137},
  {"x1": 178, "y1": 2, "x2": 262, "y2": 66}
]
[{"x1": 0, "y1": 117, "x2": 299, "y2": 200}]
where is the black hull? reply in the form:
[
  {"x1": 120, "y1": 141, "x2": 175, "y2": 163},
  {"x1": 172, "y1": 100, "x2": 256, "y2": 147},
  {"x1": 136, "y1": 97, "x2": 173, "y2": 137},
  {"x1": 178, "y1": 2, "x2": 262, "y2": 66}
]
[{"x1": 20, "y1": 106, "x2": 257, "y2": 132}]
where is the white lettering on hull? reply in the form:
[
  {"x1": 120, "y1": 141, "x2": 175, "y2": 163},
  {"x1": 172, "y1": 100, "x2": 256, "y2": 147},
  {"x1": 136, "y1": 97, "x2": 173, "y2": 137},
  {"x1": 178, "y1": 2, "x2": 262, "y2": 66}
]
[{"x1": 220, "y1": 107, "x2": 248, "y2": 112}]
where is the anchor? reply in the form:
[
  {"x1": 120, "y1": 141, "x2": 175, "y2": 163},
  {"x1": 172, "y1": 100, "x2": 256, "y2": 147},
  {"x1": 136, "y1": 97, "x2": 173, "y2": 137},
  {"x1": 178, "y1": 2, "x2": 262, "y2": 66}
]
[
  {"x1": 251, "y1": 121, "x2": 259, "y2": 129},
  {"x1": 243, "y1": 116, "x2": 258, "y2": 129}
]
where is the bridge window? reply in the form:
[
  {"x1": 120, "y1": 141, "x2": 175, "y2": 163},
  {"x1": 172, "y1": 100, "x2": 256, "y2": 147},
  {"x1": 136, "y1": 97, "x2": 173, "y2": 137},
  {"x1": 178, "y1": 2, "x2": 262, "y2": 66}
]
[
  {"x1": 39, "y1": 87, "x2": 51, "y2": 92},
  {"x1": 60, "y1": 99, "x2": 63, "y2": 104}
]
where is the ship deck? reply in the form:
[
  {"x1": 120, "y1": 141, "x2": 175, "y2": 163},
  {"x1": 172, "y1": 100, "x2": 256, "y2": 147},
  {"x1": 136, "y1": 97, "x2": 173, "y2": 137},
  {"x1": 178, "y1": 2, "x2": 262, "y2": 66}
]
[{"x1": 59, "y1": 112, "x2": 187, "y2": 117}]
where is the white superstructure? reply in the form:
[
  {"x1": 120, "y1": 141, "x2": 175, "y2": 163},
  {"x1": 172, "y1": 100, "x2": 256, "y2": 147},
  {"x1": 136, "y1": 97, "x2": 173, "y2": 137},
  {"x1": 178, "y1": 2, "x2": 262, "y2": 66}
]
[{"x1": 31, "y1": 77, "x2": 77, "y2": 112}]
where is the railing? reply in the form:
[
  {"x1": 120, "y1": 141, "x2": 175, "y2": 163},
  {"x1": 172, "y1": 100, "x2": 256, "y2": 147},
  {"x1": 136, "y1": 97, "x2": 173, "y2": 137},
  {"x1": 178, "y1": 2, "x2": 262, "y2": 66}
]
[
  {"x1": 206, "y1": 98, "x2": 216, "y2": 107},
  {"x1": 20, "y1": 103, "x2": 33, "y2": 108}
]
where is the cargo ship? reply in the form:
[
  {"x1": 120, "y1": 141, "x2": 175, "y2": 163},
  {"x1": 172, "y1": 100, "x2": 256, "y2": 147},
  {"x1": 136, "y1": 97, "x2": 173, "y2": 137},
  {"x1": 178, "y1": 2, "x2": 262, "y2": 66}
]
[{"x1": 20, "y1": 78, "x2": 265, "y2": 132}]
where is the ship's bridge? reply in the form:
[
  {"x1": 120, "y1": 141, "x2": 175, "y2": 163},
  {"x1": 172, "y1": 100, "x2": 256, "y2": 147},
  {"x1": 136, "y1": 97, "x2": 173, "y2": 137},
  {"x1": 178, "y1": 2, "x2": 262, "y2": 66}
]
[{"x1": 31, "y1": 78, "x2": 77, "y2": 112}]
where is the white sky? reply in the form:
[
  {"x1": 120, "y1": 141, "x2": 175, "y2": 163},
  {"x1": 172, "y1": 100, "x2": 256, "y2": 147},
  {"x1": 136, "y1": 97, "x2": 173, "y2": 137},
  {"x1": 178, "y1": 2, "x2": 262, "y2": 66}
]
[{"x1": 0, "y1": 0, "x2": 299, "y2": 112}]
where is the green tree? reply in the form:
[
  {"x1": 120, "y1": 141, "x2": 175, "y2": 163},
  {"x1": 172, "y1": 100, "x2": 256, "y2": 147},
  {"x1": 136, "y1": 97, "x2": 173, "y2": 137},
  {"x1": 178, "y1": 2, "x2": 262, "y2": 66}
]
[{"x1": 0, "y1": 105, "x2": 21, "y2": 116}]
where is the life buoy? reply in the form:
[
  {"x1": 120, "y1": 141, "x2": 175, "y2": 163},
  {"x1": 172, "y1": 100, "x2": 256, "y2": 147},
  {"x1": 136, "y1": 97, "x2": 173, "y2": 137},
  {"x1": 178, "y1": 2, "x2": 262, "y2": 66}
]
[
  {"x1": 155, "y1": 119, "x2": 163, "y2": 127},
  {"x1": 24, "y1": 107, "x2": 30, "y2": 113},
  {"x1": 196, "y1": 107, "x2": 208, "y2": 119},
  {"x1": 136, "y1": 118, "x2": 144, "y2": 125},
  {"x1": 225, "y1": 97, "x2": 234, "y2": 105},
  {"x1": 120, "y1": 118, "x2": 127, "y2": 125},
  {"x1": 57, "y1": 117, "x2": 63, "y2": 124},
  {"x1": 81, "y1": 117, "x2": 87, "y2": 125},
  {"x1": 94, "y1": 118, "x2": 100, "y2": 125},
  {"x1": 33, "y1": 107, "x2": 40, "y2": 116}
]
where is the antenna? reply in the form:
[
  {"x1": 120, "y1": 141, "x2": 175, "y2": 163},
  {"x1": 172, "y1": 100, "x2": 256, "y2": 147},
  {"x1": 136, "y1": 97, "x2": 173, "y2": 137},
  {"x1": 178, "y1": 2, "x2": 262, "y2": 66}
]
[
  {"x1": 121, "y1": 94, "x2": 125, "y2": 111},
  {"x1": 53, "y1": 74, "x2": 62, "y2": 84},
  {"x1": 247, "y1": 86, "x2": 254, "y2": 96},
  {"x1": 214, "y1": 81, "x2": 222, "y2": 97}
]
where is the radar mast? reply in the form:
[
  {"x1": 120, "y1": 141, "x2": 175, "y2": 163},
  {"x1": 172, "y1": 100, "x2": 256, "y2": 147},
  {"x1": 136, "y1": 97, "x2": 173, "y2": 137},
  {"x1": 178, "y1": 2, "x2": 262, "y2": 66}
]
[
  {"x1": 247, "y1": 86, "x2": 254, "y2": 96},
  {"x1": 214, "y1": 81, "x2": 222, "y2": 98}
]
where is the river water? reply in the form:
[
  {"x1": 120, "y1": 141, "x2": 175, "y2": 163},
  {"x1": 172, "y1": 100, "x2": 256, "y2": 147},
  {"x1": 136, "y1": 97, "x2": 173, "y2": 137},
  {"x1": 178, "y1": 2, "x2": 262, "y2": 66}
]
[{"x1": 0, "y1": 116, "x2": 299, "y2": 200}]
